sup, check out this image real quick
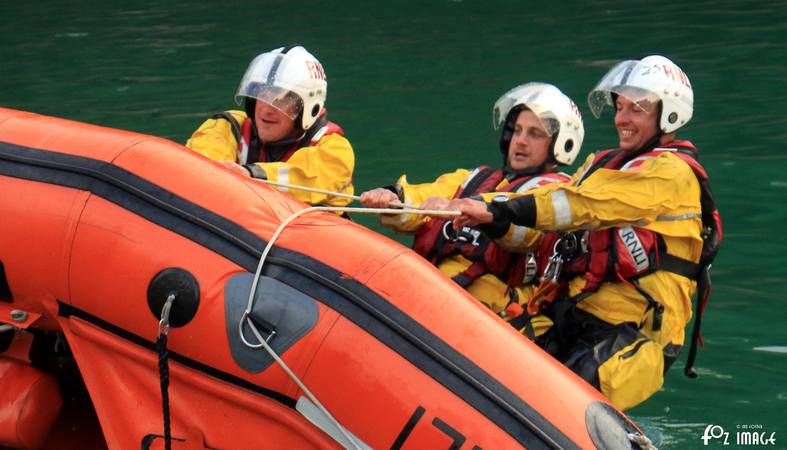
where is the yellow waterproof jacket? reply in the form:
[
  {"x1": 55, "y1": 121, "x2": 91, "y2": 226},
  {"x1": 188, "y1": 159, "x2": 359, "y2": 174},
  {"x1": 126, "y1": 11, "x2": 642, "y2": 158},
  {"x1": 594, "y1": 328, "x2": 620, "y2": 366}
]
[
  {"x1": 186, "y1": 110, "x2": 355, "y2": 207},
  {"x1": 383, "y1": 168, "x2": 569, "y2": 313},
  {"x1": 485, "y1": 147, "x2": 703, "y2": 348}
]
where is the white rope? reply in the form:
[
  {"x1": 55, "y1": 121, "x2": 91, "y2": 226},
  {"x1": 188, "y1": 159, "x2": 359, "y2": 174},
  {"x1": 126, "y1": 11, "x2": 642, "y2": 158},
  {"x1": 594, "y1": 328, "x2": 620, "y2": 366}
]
[
  {"x1": 257, "y1": 178, "x2": 362, "y2": 201},
  {"x1": 239, "y1": 204, "x2": 458, "y2": 450},
  {"x1": 253, "y1": 179, "x2": 437, "y2": 211}
]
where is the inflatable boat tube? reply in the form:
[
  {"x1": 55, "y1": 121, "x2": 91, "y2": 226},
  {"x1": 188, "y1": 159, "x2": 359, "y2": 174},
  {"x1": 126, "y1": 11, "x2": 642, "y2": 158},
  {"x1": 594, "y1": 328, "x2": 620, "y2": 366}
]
[{"x1": 0, "y1": 108, "x2": 645, "y2": 449}]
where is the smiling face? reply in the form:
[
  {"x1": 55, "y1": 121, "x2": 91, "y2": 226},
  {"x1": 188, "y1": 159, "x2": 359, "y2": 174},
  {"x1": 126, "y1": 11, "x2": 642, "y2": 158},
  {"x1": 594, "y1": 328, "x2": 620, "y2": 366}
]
[
  {"x1": 254, "y1": 100, "x2": 297, "y2": 142},
  {"x1": 614, "y1": 95, "x2": 661, "y2": 152},
  {"x1": 506, "y1": 109, "x2": 552, "y2": 170}
]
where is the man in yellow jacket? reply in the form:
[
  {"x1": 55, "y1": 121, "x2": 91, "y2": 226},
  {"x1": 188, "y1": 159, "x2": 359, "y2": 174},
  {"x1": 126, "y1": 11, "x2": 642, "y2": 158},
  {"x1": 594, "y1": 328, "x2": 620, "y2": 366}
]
[
  {"x1": 443, "y1": 56, "x2": 721, "y2": 410},
  {"x1": 360, "y1": 83, "x2": 584, "y2": 317},
  {"x1": 186, "y1": 45, "x2": 354, "y2": 207}
]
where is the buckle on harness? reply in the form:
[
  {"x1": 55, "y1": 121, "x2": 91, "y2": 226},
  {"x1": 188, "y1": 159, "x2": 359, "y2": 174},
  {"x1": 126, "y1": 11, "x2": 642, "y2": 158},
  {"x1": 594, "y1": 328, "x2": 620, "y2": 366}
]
[
  {"x1": 442, "y1": 221, "x2": 482, "y2": 246},
  {"x1": 541, "y1": 233, "x2": 584, "y2": 284},
  {"x1": 542, "y1": 253, "x2": 564, "y2": 284},
  {"x1": 542, "y1": 236, "x2": 574, "y2": 283}
]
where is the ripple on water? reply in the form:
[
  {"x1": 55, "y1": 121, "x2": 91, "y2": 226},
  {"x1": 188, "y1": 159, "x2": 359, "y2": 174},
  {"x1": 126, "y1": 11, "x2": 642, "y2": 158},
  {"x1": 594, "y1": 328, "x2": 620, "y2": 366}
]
[
  {"x1": 693, "y1": 367, "x2": 733, "y2": 379},
  {"x1": 632, "y1": 418, "x2": 709, "y2": 447},
  {"x1": 55, "y1": 33, "x2": 88, "y2": 38},
  {"x1": 753, "y1": 346, "x2": 787, "y2": 353},
  {"x1": 769, "y1": 181, "x2": 787, "y2": 187}
]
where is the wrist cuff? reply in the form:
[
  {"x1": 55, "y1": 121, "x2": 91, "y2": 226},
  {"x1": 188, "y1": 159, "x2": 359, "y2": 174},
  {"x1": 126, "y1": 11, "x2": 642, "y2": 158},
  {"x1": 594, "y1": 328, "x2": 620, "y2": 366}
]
[
  {"x1": 245, "y1": 164, "x2": 267, "y2": 179},
  {"x1": 381, "y1": 184, "x2": 404, "y2": 201}
]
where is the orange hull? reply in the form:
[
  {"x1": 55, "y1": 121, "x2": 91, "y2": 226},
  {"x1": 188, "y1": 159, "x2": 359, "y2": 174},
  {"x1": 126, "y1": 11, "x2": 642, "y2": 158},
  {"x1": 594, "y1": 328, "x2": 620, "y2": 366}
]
[{"x1": 0, "y1": 108, "x2": 641, "y2": 449}]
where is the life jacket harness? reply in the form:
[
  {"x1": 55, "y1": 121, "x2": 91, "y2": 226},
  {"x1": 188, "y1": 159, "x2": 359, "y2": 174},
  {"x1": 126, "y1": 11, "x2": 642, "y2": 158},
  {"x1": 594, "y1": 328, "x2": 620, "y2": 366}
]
[
  {"x1": 412, "y1": 167, "x2": 567, "y2": 293},
  {"x1": 512, "y1": 142, "x2": 722, "y2": 377},
  {"x1": 210, "y1": 111, "x2": 344, "y2": 165}
]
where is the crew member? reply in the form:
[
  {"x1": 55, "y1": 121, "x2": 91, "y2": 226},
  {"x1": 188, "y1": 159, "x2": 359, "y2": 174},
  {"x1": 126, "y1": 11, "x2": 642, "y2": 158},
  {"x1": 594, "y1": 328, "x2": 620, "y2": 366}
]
[
  {"x1": 187, "y1": 45, "x2": 354, "y2": 207},
  {"x1": 361, "y1": 83, "x2": 584, "y2": 318},
  {"x1": 443, "y1": 56, "x2": 721, "y2": 410}
]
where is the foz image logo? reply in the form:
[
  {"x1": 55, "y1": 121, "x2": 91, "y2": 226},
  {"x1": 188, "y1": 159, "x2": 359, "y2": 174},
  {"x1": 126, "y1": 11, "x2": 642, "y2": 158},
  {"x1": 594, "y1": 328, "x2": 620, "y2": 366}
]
[
  {"x1": 702, "y1": 425, "x2": 729, "y2": 445},
  {"x1": 701, "y1": 424, "x2": 777, "y2": 446}
]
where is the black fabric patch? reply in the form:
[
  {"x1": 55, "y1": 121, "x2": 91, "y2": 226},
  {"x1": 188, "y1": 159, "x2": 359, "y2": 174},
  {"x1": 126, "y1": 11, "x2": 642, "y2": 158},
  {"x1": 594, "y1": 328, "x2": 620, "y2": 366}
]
[{"x1": 0, "y1": 261, "x2": 12, "y2": 302}]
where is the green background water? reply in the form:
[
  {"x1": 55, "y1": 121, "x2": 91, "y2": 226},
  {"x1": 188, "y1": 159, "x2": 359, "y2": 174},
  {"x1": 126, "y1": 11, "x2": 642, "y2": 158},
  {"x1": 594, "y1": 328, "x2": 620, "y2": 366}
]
[{"x1": 1, "y1": 1, "x2": 785, "y2": 448}]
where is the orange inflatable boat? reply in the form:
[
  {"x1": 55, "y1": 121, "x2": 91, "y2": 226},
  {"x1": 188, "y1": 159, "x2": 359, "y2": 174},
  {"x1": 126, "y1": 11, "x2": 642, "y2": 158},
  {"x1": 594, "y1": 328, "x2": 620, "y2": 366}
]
[{"x1": 0, "y1": 108, "x2": 650, "y2": 449}]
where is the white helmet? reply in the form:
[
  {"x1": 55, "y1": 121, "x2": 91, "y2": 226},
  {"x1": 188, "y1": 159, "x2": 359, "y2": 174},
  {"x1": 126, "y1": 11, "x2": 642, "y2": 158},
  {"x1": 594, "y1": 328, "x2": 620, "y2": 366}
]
[
  {"x1": 493, "y1": 82, "x2": 585, "y2": 165},
  {"x1": 588, "y1": 55, "x2": 693, "y2": 134},
  {"x1": 236, "y1": 45, "x2": 327, "y2": 130}
]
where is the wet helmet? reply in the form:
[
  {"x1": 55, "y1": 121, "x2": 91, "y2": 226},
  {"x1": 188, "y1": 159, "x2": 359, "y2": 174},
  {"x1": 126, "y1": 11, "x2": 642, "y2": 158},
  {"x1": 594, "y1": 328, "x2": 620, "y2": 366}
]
[
  {"x1": 587, "y1": 55, "x2": 693, "y2": 134},
  {"x1": 493, "y1": 82, "x2": 585, "y2": 166},
  {"x1": 236, "y1": 45, "x2": 327, "y2": 131}
]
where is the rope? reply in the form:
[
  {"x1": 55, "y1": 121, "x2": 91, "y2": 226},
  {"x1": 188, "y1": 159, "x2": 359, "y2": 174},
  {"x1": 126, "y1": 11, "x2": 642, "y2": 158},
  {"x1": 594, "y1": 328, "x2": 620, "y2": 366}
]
[
  {"x1": 257, "y1": 178, "x2": 362, "y2": 202},
  {"x1": 253, "y1": 179, "x2": 445, "y2": 211},
  {"x1": 156, "y1": 294, "x2": 176, "y2": 450},
  {"x1": 156, "y1": 333, "x2": 172, "y2": 450},
  {"x1": 239, "y1": 204, "x2": 458, "y2": 450}
]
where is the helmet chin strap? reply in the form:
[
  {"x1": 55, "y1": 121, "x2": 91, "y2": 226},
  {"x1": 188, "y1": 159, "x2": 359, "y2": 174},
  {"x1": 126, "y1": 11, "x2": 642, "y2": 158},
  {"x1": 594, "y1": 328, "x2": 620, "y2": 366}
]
[
  {"x1": 502, "y1": 159, "x2": 550, "y2": 179},
  {"x1": 503, "y1": 163, "x2": 547, "y2": 178},
  {"x1": 624, "y1": 129, "x2": 664, "y2": 158}
]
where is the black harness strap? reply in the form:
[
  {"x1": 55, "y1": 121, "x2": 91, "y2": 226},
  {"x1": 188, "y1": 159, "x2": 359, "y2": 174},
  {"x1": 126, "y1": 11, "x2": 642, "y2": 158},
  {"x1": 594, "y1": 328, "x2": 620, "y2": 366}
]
[
  {"x1": 460, "y1": 167, "x2": 498, "y2": 199},
  {"x1": 659, "y1": 253, "x2": 702, "y2": 279},
  {"x1": 210, "y1": 112, "x2": 242, "y2": 145}
]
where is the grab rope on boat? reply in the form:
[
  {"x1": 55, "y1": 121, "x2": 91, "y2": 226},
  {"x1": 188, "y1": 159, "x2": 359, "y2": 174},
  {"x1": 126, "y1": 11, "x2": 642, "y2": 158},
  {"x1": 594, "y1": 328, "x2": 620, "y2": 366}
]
[
  {"x1": 239, "y1": 201, "x2": 458, "y2": 450},
  {"x1": 256, "y1": 178, "x2": 362, "y2": 202},
  {"x1": 156, "y1": 294, "x2": 176, "y2": 450}
]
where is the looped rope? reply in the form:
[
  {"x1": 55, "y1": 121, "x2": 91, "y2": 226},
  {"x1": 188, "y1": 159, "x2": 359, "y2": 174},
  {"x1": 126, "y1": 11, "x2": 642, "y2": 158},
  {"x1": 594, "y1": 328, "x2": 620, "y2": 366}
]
[{"x1": 238, "y1": 204, "x2": 457, "y2": 450}]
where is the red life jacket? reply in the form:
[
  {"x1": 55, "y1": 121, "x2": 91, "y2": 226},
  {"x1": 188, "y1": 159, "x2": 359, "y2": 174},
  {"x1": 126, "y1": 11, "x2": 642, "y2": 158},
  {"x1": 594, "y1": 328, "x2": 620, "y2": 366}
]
[
  {"x1": 210, "y1": 111, "x2": 344, "y2": 164},
  {"x1": 569, "y1": 142, "x2": 721, "y2": 282},
  {"x1": 412, "y1": 166, "x2": 569, "y2": 290},
  {"x1": 550, "y1": 141, "x2": 722, "y2": 377}
]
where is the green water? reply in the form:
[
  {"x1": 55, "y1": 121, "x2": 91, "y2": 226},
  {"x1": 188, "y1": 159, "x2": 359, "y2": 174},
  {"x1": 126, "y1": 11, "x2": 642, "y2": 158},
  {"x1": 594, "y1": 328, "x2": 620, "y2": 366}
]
[{"x1": 2, "y1": 1, "x2": 786, "y2": 448}]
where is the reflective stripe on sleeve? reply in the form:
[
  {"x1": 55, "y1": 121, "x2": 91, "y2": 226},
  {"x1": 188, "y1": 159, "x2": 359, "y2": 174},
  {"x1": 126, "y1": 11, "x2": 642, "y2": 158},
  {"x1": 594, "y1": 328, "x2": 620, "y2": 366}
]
[
  {"x1": 277, "y1": 167, "x2": 290, "y2": 191},
  {"x1": 551, "y1": 189, "x2": 572, "y2": 227},
  {"x1": 507, "y1": 225, "x2": 527, "y2": 247},
  {"x1": 656, "y1": 213, "x2": 702, "y2": 221},
  {"x1": 396, "y1": 192, "x2": 412, "y2": 224},
  {"x1": 460, "y1": 168, "x2": 481, "y2": 189}
]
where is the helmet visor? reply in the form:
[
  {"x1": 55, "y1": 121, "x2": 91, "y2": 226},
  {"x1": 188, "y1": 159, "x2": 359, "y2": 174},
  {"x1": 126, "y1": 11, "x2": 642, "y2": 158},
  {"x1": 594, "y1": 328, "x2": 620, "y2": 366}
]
[
  {"x1": 237, "y1": 83, "x2": 303, "y2": 120},
  {"x1": 588, "y1": 60, "x2": 661, "y2": 118},
  {"x1": 493, "y1": 83, "x2": 561, "y2": 135}
]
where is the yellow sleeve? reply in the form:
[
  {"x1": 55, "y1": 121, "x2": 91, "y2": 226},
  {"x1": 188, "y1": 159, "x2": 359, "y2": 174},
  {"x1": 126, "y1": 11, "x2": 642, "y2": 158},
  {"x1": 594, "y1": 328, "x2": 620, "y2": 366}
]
[
  {"x1": 495, "y1": 223, "x2": 544, "y2": 251},
  {"x1": 380, "y1": 169, "x2": 472, "y2": 232},
  {"x1": 253, "y1": 133, "x2": 355, "y2": 207},
  {"x1": 185, "y1": 110, "x2": 246, "y2": 162},
  {"x1": 531, "y1": 152, "x2": 702, "y2": 234},
  {"x1": 478, "y1": 169, "x2": 582, "y2": 251}
]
